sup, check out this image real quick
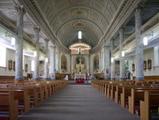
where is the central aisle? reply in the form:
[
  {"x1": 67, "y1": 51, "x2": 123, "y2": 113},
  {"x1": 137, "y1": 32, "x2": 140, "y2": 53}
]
[{"x1": 20, "y1": 85, "x2": 139, "y2": 120}]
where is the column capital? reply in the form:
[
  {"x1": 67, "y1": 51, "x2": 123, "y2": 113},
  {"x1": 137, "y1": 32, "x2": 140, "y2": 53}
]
[
  {"x1": 136, "y1": 3, "x2": 144, "y2": 10},
  {"x1": 15, "y1": 5, "x2": 26, "y2": 15},
  {"x1": 119, "y1": 28, "x2": 124, "y2": 34},
  {"x1": 135, "y1": 8, "x2": 142, "y2": 21},
  {"x1": 49, "y1": 44, "x2": 56, "y2": 49},
  {"x1": 104, "y1": 45, "x2": 111, "y2": 48},
  {"x1": 33, "y1": 26, "x2": 40, "y2": 33},
  {"x1": 45, "y1": 38, "x2": 49, "y2": 43},
  {"x1": 52, "y1": 45, "x2": 56, "y2": 49}
]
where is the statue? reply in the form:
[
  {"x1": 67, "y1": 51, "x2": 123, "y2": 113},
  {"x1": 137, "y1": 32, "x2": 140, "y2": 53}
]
[{"x1": 75, "y1": 56, "x2": 85, "y2": 73}]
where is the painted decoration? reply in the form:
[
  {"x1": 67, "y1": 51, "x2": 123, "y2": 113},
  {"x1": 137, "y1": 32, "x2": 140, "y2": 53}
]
[{"x1": 8, "y1": 60, "x2": 12, "y2": 71}]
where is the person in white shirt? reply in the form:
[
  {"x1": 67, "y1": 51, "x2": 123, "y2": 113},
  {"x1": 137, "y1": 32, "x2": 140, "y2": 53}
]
[{"x1": 64, "y1": 75, "x2": 68, "y2": 80}]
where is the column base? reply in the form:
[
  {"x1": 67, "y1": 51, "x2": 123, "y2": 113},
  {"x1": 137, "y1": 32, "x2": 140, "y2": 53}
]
[
  {"x1": 104, "y1": 77, "x2": 111, "y2": 80},
  {"x1": 44, "y1": 78, "x2": 50, "y2": 80},
  {"x1": 111, "y1": 78, "x2": 115, "y2": 80},
  {"x1": 32, "y1": 78, "x2": 40, "y2": 80},
  {"x1": 15, "y1": 77, "x2": 24, "y2": 80},
  {"x1": 136, "y1": 76, "x2": 144, "y2": 80},
  {"x1": 47, "y1": 78, "x2": 55, "y2": 80}
]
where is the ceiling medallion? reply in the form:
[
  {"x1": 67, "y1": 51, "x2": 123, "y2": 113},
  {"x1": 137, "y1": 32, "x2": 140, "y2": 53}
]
[
  {"x1": 76, "y1": 10, "x2": 82, "y2": 15},
  {"x1": 72, "y1": 21, "x2": 85, "y2": 29},
  {"x1": 75, "y1": 22, "x2": 84, "y2": 27}
]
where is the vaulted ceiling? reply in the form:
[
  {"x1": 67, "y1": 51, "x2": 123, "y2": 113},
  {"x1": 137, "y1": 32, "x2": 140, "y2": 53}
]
[
  {"x1": 1, "y1": 0, "x2": 157, "y2": 53},
  {"x1": 33, "y1": 0, "x2": 123, "y2": 48},
  {"x1": 22, "y1": 0, "x2": 123, "y2": 48}
]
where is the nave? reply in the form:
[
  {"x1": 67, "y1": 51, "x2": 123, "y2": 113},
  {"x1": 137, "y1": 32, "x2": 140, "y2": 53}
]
[
  {"x1": 19, "y1": 85, "x2": 139, "y2": 120},
  {"x1": 0, "y1": 0, "x2": 159, "y2": 120}
]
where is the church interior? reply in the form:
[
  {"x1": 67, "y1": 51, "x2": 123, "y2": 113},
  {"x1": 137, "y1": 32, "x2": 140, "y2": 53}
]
[{"x1": 0, "y1": 0, "x2": 159, "y2": 120}]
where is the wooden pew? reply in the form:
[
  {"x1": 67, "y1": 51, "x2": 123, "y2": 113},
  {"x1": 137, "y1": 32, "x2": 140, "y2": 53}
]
[
  {"x1": 120, "y1": 85, "x2": 132, "y2": 108},
  {"x1": 128, "y1": 81, "x2": 157, "y2": 115},
  {"x1": 91, "y1": 79, "x2": 159, "y2": 120},
  {"x1": 0, "y1": 89, "x2": 18, "y2": 120},
  {"x1": 128, "y1": 87, "x2": 145, "y2": 115},
  {"x1": 106, "y1": 83, "x2": 112, "y2": 98},
  {"x1": 140, "y1": 89, "x2": 159, "y2": 120},
  {"x1": 110, "y1": 83, "x2": 118, "y2": 101},
  {"x1": 0, "y1": 81, "x2": 40, "y2": 113},
  {"x1": 0, "y1": 79, "x2": 68, "y2": 120},
  {"x1": 115, "y1": 84, "x2": 123, "y2": 104}
]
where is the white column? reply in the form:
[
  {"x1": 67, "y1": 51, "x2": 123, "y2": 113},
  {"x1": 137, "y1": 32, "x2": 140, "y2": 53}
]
[
  {"x1": 135, "y1": 8, "x2": 144, "y2": 80},
  {"x1": 119, "y1": 29, "x2": 125, "y2": 80},
  {"x1": 44, "y1": 39, "x2": 49, "y2": 79},
  {"x1": 33, "y1": 26, "x2": 40, "y2": 80},
  {"x1": 71, "y1": 55, "x2": 74, "y2": 73},
  {"x1": 99, "y1": 51, "x2": 102, "y2": 72},
  {"x1": 58, "y1": 52, "x2": 61, "y2": 72},
  {"x1": 66, "y1": 54, "x2": 70, "y2": 73},
  {"x1": 102, "y1": 50, "x2": 104, "y2": 71},
  {"x1": 154, "y1": 46, "x2": 159, "y2": 66},
  {"x1": 111, "y1": 41, "x2": 115, "y2": 80},
  {"x1": 85, "y1": 55, "x2": 89, "y2": 73},
  {"x1": 70, "y1": 54, "x2": 72, "y2": 73},
  {"x1": 88, "y1": 54, "x2": 91, "y2": 73},
  {"x1": 104, "y1": 45, "x2": 111, "y2": 79},
  {"x1": 49, "y1": 45, "x2": 56, "y2": 80},
  {"x1": 90, "y1": 54, "x2": 94, "y2": 74},
  {"x1": 111, "y1": 61, "x2": 115, "y2": 80},
  {"x1": 15, "y1": 6, "x2": 25, "y2": 80},
  {"x1": 55, "y1": 48, "x2": 59, "y2": 72}
]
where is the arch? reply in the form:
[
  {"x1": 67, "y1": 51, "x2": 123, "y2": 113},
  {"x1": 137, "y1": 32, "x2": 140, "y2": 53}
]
[
  {"x1": 93, "y1": 54, "x2": 99, "y2": 72},
  {"x1": 61, "y1": 54, "x2": 67, "y2": 73}
]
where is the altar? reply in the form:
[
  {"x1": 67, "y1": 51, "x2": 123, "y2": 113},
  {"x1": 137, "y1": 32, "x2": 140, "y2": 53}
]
[{"x1": 74, "y1": 73, "x2": 86, "y2": 84}]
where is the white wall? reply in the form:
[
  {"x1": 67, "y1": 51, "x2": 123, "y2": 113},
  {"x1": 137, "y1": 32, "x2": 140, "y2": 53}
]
[
  {"x1": 128, "y1": 47, "x2": 159, "y2": 76},
  {"x1": 144, "y1": 48, "x2": 159, "y2": 76},
  {"x1": 0, "y1": 48, "x2": 32, "y2": 77}
]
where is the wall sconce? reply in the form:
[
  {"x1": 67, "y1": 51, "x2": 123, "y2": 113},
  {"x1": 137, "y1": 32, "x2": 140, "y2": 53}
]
[
  {"x1": 11, "y1": 37, "x2": 15, "y2": 46},
  {"x1": 143, "y1": 37, "x2": 148, "y2": 46},
  {"x1": 45, "y1": 58, "x2": 48, "y2": 63},
  {"x1": 34, "y1": 51, "x2": 37, "y2": 57},
  {"x1": 122, "y1": 51, "x2": 125, "y2": 57},
  {"x1": 111, "y1": 57, "x2": 114, "y2": 63}
]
